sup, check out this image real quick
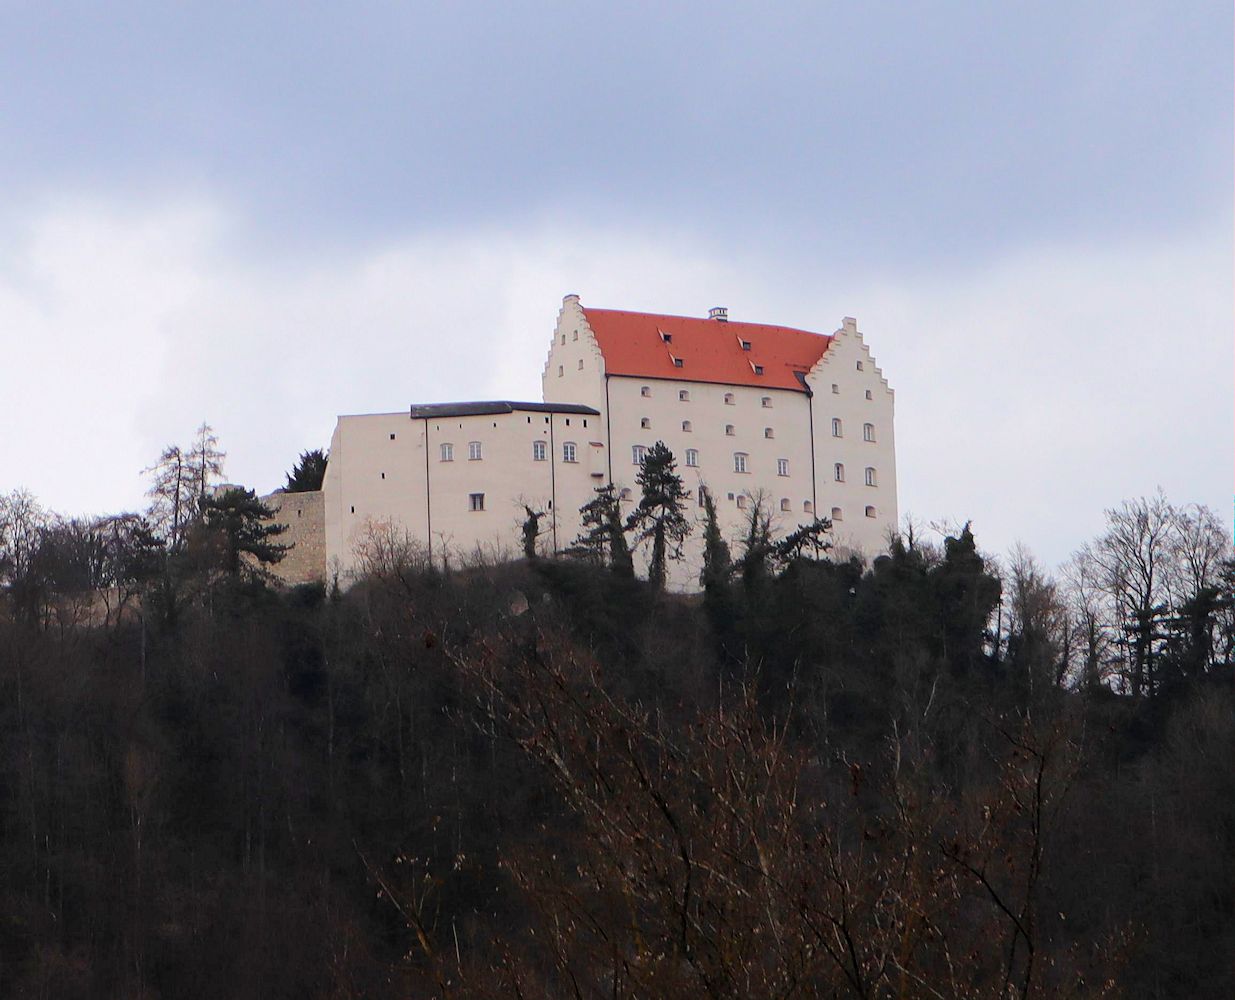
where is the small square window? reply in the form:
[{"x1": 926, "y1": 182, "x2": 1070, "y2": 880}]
[
  {"x1": 764, "y1": 427, "x2": 774, "y2": 439},
  {"x1": 640, "y1": 417, "x2": 651, "y2": 429},
  {"x1": 640, "y1": 386, "x2": 651, "y2": 397},
  {"x1": 470, "y1": 493, "x2": 485, "y2": 512},
  {"x1": 865, "y1": 505, "x2": 877, "y2": 518},
  {"x1": 673, "y1": 357, "x2": 684, "y2": 368},
  {"x1": 753, "y1": 364, "x2": 764, "y2": 375},
  {"x1": 857, "y1": 361, "x2": 864, "y2": 371},
  {"x1": 832, "y1": 506, "x2": 843, "y2": 521},
  {"x1": 679, "y1": 389, "x2": 690, "y2": 401},
  {"x1": 390, "y1": 433, "x2": 397, "y2": 440},
  {"x1": 682, "y1": 420, "x2": 692, "y2": 432},
  {"x1": 865, "y1": 389, "x2": 873, "y2": 400},
  {"x1": 725, "y1": 424, "x2": 735, "y2": 436},
  {"x1": 724, "y1": 393, "x2": 735, "y2": 405},
  {"x1": 780, "y1": 498, "x2": 791, "y2": 512},
  {"x1": 761, "y1": 397, "x2": 771, "y2": 408},
  {"x1": 831, "y1": 384, "x2": 839, "y2": 394}
]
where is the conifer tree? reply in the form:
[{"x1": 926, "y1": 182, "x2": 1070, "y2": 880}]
[
  {"x1": 200, "y1": 487, "x2": 289, "y2": 577},
  {"x1": 284, "y1": 449, "x2": 328, "y2": 492},
  {"x1": 569, "y1": 484, "x2": 633, "y2": 577},
  {"x1": 626, "y1": 442, "x2": 691, "y2": 592}
]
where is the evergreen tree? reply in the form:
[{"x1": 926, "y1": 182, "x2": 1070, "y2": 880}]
[
  {"x1": 285, "y1": 448, "x2": 328, "y2": 492},
  {"x1": 699, "y1": 486, "x2": 732, "y2": 592},
  {"x1": 569, "y1": 484, "x2": 633, "y2": 576},
  {"x1": 200, "y1": 487, "x2": 290, "y2": 577},
  {"x1": 625, "y1": 442, "x2": 691, "y2": 592}
]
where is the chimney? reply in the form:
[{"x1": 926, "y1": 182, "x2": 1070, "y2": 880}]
[{"x1": 708, "y1": 306, "x2": 728, "y2": 322}]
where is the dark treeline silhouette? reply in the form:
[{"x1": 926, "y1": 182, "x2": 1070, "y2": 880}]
[{"x1": 0, "y1": 459, "x2": 1232, "y2": 996}]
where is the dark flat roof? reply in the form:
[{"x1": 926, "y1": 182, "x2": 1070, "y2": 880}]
[{"x1": 408, "y1": 400, "x2": 599, "y2": 419}]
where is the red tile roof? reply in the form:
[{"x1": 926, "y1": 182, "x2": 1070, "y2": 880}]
[{"x1": 582, "y1": 307, "x2": 832, "y2": 392}]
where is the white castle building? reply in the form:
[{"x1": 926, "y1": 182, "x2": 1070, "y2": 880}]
[{"x1": 318, "y1": 295, "x2": 897, "y2": 590}]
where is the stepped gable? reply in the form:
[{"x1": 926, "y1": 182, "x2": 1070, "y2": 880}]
[{"x1": 581, "y1": 307, "x2": 832, "y2": 392}]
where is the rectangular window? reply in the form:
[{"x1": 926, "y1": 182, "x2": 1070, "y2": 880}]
[
  {"x1": 865, "y1": 467, "x2": 877, "y2": 486},
  {"x1": 865, "y1": 389, "x2": 873, "y2": 400},
  {"x1": 468, "y1": 441, "x2": 483, "y2": 461},
  {"x1": 777, "y1": 458, "x2": 789, "y2": 477},
  {"x1": 440, "y1": 443, "x2": 454, "y2": 462},
  {"x1": 685, "y1": 448, "x2": 699, "y2": 467},
  {"x1": 632, "y1": 445, "x2": 647, "y2": 465},
  {"x1": 863, "y1": 423, "x2": 875, "y2": 442},
  {"x1": 533, "y1": 440, "x2": 547, "y2": 461},
  {"x1": 761, "y1": 397, "x2": 772, "y2": 408},
  {"x1": 563, "y1": 442, "x2": 577, "y2": 463},
  {"x1": 734, "y1": 452, "x2": 748, "y2": 474},
  {"x1": 679, "y1": 389, "x2": 690, "y2": 401},
  {"x1": 832, "y1": 418, "x2": 843, "y2": 437},
  {"x1": 469, "y1": 493, "x2": 485, "y2": 512}
]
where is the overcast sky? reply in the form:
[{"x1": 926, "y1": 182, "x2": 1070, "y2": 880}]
[{"x1": 1, "y1": 2, "x2": 1230, "y2": 568}]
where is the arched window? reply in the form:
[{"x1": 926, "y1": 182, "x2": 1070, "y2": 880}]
[
  {"x1": 736, "y1": 494, "x2": 748, "y2": 510},
  {"x1": 440, "y1": 443, "x2": 454, "y2": 462},
  {"x1": 863, "y1": 422, "x2": 875, "y2": 442},
  {"x1": 685, "y1": 448, "x2": 699, "y2": 467},
  {"x1": 865, "y1": 505, "x2": 877, "y2": 518},
  {"x1": 682, "y1": 420, "x2": 692, "y2": 432},
  {"x1": 832, "y1": 418, "x2": 843, "y2": 437},
  {"x1": 640, "y1": 385, "x2": 651, "y2": 397},
  {"x1": 834, "y1": 463, "x2": 844, "y2": 482},
  {"x1": 562, "y1": 442, "x2": 577, "y2": 463},
  {"x1": 620, "y1": 488, "x2": 633, "y2": 501},
  {"x1": 632, "y1": 445, "x2": 647, "y2": 465},
  {"x1": 532, "y1": 440, "x2": 547, "y2": 461},
  {"x1": 865, "y1": 467, "x2": 877, "y2": 486},
  {"x1": 804, "y1": 501, "x2": 814, "y2": 514},
  {"x1": 724, "y1": 393, "x2": 735, "y2": 405},
  {"x1": 831, "y1": 506, "x2": 843, "y2": 521},
  {"x1": 640, "y1": 417, "x2": 651, "y2": 429},
  {"x1": 468, "y1": 441, "x2": 483, "y2": 461},
  {"x1": 761, "y1": 396, "x2": 772, "y2": 408},
  {"x1": 780, "y1": 498, "x2": 791, "y2": 512},
  {"x1": 733, "y1": 452, "x2": 748, "y2": 473}
]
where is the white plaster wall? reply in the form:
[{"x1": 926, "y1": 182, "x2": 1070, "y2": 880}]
[
  {"x1": 324, "y1": 408, "x2": 605, "y2": 580},
  {"x1": 806, "y1": 317, "x2": 898, "y2": 557},
  {"x1": 542, "y1": 294, "x2": 608, "y2": 418},
  {"x1": 604, "y1": 376, "x2": 817, "y2": 590}
]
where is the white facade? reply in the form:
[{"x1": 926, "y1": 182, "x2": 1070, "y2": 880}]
[{"x1": 324, "y1": 296, "x2": 897, "y2": 589}]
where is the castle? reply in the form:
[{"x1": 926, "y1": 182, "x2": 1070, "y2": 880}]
[{"x1": 279, "y1": 295, "x2": 897, "y2": 590}]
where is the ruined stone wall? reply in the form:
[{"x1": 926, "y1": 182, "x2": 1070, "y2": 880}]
[{"x1": 262, "y1": 489, "x2": 326, "y2": 586}]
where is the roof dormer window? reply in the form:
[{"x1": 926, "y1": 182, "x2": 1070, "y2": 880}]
[
  {"x1": 740, "y1": 339, "x2": 752, "y2": 351},
  {"x1": 752, "y1": 364, "x2": 764, "y2": 375},
  {"x1": 673, "y1": 357, "x2": 684, "y2": 368}
]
